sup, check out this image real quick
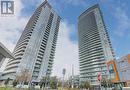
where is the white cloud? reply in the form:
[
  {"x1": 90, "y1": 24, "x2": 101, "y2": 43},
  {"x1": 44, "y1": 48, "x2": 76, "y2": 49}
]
[
  {"x1": 0, "y1": 0, "x2": 28, "y2": 52},
  {"x1": 0, "y1": 0, "x2": 28, "y2": 71},
  {"x1": 113, "y1": 6, "x2": 130, "y2": 37},
  {"x1": 52, "y1": 21, "x2": 79, "y2": 78}
]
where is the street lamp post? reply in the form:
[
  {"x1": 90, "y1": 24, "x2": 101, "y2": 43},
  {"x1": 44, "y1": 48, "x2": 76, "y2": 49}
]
[
  {"x1": 71, "y1": 65, "x2": 74, "y2": 88},
  {"x1": 62, "y1": 68, "x2": 66, "y2": 90}
]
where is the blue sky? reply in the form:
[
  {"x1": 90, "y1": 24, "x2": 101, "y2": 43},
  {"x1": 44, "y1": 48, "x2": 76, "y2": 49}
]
[
  {"x1": 20, "y1": 0, "x2": 130, "y2": 58},
  {"x1": 0, "y1": 0, "x2": 130, "y2": 76}
]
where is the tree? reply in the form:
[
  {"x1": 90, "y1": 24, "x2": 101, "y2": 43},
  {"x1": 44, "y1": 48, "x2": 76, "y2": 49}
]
[
  {"x1": 101, "y1": 78, "x2": 113, "y2": 88},
  {"x1": 80, "y1": 81, "x2": 93, "y2": 90},
  {"x1": 84, "y1": 81, "x2": 91, "y2": 89},
  {"x1": 50, "y1": 76, "x2": 58, "y2": 89},
  {"x1": 12, "y1": 80, "x2": 18, "y2": 87},
  {"x1": 107, "y1": 79, "x2": 112, "y2": 88},
  {"x1": 80, "y1": 81, "x2": 85, "y2": 89},
  {"x1": 16, "y1": 69, "x2": 31, "y2": 87},
  {"x1": 39, "y1": 76, "x2": 48, "y2": 89},
  {"x1": 4, "y1": 78, "x2": 10, "y2": 86},
  {"x1": 39, "y1": 77, "x2": 45, "y2": 89},
  {"x1": 101, "y1": 78, "x2": 107, "y2": 87},
  {"x1": 57, "y1": 79, "x2": 62, "y2": 87},
  {"x1": 64, "y1": 80, "x2": 70, "y2": 88}
]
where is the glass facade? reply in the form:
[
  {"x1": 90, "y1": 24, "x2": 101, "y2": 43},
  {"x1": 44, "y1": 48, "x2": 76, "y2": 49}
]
[
  {"x1": 0, "y1": 42, "x2": 14, "y2": 68},
  {"x1": 2, "y1": 1, "x2": 61, "y2": 82},
  {"x1": 117, "y1": 55, "x2": 130, "y2": 82},
  {"x1": 78, "y1": 4, "x2": 115, "y2": 85},
  {"x1": 0, "y1": 54, "x2": 5, "y2": 67},
  {"x1": 108, "y1": 64, "x2": 115, "y2": 79}
]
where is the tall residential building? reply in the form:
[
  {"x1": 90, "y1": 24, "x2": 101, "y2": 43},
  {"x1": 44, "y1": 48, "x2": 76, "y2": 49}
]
[
  {"x1": 2, "y1": 1, "x2": 61, "y2": 83},
  {"x1": 78, "y1": 4, "x2": 115, "y2": 85},
  {"x1": 0, "y1": 42, "x2": 14, "y2": 67}
]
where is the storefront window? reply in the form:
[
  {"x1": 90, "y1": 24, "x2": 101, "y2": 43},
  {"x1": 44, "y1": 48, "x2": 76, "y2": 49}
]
[{"x1": 109, "y1": 64, "x2": 115, "y2": 79}]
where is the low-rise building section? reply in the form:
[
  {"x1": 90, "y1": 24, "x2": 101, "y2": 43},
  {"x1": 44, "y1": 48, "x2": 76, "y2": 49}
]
[{"x1": 107, "y1": 54, "x2": 130, "y2": 87}]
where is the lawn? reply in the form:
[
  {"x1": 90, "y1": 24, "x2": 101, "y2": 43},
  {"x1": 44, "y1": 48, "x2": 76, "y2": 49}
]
[
  {"x1": 58, "y1": 87, "x2": 80, "y2": 90},
  {"x1": 0, "y1": 87, "x2": 15, "y2": 90},
  {"x1": 0, "y1": 87, "x2": 30, "y2": 90},
  {"x1": 0, "y1": 87, "x2": 80, "y2": 90}
]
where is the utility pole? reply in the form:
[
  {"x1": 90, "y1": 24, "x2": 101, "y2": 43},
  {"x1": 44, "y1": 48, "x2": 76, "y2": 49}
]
[{"x1": 71, "y1": 65, "x2": 74, "y2": 88}]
